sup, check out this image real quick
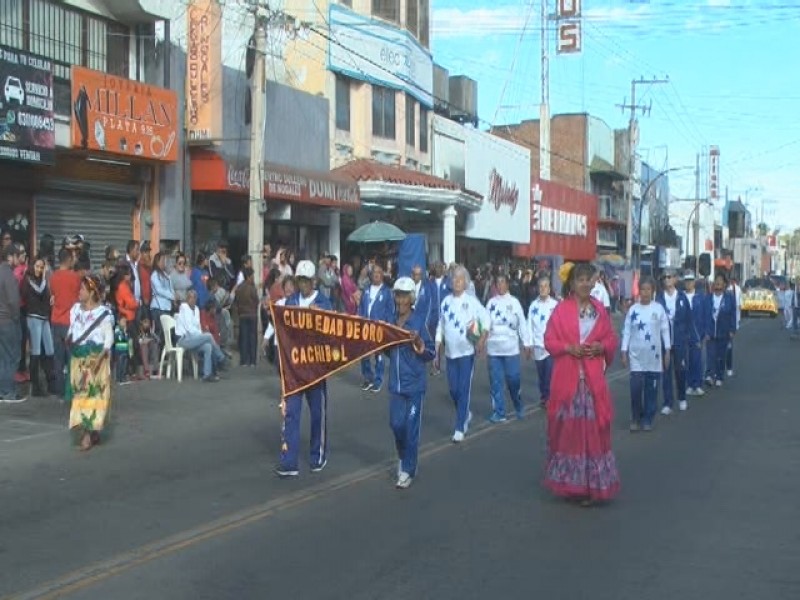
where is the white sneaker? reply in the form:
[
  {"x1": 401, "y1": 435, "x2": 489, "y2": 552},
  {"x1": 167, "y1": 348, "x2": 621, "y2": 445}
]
[
  {"x1": 715, "y1": 380, "x2": 723, "y2": 387},
  {"x1": 661, "y1": 406, "x2": 673, "y2": 416},
  {"x1": 694, "y1": 387, "x2": 705, "y2": 396},
  {"x1": 452, "y1": 431, "x2": 465, "y2": 443},
  {"x1": 679, "y1": 400, "x2": 688, "y2": 411},
  {"x1": 464, "y1": 411, "x2": 473, "y2": 434},
  {"x1": 727, "y1": 370, "x2": 734, "y2": 377},
  {"x1": 396, "y1": 472, "x2": 413, "y2": 489},
  {"x1": 686, "y1": 388, "x2": 697, "y2": 396}
]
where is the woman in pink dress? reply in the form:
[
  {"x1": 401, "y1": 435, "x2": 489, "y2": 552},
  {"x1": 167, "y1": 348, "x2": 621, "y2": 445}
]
[
  {"x1": 340, "y1": 264, "x2": 360, "y2": 315},
  {"x1": 543, "y1": 262, "x2": 620, "y2": 505}
]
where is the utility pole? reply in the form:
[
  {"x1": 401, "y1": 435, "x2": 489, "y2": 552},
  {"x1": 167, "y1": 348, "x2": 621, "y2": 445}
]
[
  {"x1": 618, "y1": 76, "x2": 669, "y2": 265},
  {"x1": 694, "y1": 152, "x2": 700, "y2": 264},
  {"x1": 248, "y1": 6, "x2": 268, "y2": 290},
  {"x1": 539, "y1": 0, "x2": 550, "y2": 181}
]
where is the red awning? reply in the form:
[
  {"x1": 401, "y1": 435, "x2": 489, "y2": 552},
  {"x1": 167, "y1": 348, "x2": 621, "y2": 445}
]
[{"x1": 191, "y1": 151, "x2": 360, "y2": 210}]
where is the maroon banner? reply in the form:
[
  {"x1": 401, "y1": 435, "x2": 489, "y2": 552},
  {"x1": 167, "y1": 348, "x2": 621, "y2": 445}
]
[{"x1": 271, "y1": 304, "x2": 413, "y2": 397}]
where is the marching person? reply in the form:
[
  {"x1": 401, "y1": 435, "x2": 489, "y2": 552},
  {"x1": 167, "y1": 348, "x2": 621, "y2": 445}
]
[
  {"x1": 485, "y1": 273, "x2": 532, "y2": 422},
  {"x1": 725, "y1": 278, "x2": 742, "y2": 376},
  {"x1": 683, "y1": 274, "x2": 707, "y2": 397},
  {"x1": 429, "y1": 261, "x2": 450, "y2": 375},
  {"x1": 358, "y1": 263, "x2": 394, "y2": 393},
  {"x1": 528, "y1": 275, "x2": 559, "y2": 408},
  {"x1": 276, "y1": 260, "x2": 333, "y2": 478},
  {"x1": 410, "y1": 264, "x2": 435, "y2": 334},
  {"x1": 435, "y1": 265, "x2": 489, "y2": 443},
  {"x1": 704, "y1": 272, "x2": 737, "y2": 387},
  {"x1": 387, "y1": 277, "x2": 436, "y2": 489},
  {"x1": 657, "y1": 270, "x2": 694, "y2": 414},
  {"x1": 622, "y1": 276, "x2": 670, "y2": 432}
]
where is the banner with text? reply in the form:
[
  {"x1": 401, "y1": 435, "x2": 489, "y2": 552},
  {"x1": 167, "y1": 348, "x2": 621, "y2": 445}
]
[{"x1": 271, "y1": 304, "x2": 413, "y2": 397}]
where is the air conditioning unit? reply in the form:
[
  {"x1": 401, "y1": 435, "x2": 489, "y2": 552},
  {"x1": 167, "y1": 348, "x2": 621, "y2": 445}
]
[
  {"x1": 433, "y1": 64, "x2": 450, "y2": 115},
  {"x1": 448, "y1": 75, "x2": 478, "y2": 126}
]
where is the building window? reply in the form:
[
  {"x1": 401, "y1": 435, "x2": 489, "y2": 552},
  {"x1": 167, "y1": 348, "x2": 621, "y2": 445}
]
[
  {"x1": 372, "y1": 86, "x2": 396, "y2": 140},
  {"x1": 372, "y1": 0, "x2": 399, "y2": 24},
  {"x1": 419, "y1": 107, "x2": 429, "y2": 152},
  {"x1": 419, "y1": 0, "x2": 430, "y2": 47},
  {"x1": 340, "y1": 0, "x2": 352, "y2": 6},
  {"x1": 335, "y1": 75, "x2": 351, "y2": 132},
  {"x1": 406, "y1": 0, "x2": 418, "y2": 37},
  {"x1": 405, "y1": 95, "x2": 415, "y2": 147}
]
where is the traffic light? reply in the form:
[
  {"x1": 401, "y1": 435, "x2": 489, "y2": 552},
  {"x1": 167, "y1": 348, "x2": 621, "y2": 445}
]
[{"x1": 698, "y1": 253, "x2": 711, "y2": 277}]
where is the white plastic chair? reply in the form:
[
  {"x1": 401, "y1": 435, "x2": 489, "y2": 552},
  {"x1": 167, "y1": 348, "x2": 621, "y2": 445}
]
[{"x1": 158, "y1": 314, "x2": 199, "y2": 382}]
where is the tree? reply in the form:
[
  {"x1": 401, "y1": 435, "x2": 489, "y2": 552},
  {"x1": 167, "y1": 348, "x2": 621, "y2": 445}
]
[{"x1": 756, "y1": 222, "x2": 769, "y2": 237}]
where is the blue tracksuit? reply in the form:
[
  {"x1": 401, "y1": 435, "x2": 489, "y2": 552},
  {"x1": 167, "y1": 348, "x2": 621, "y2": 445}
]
[
  {"x1": 279, "y1": 291, "x2": 333, "y2": 472},
  {"x1": 688, "y1": 290, "x2": 707, "y2": 389},
  {"x1": 388, "y1": 310, "x2": 436, "y2": 478},
  {"x1": 358, "y1": 284, "x2": 395, "y2": 389},
  {"x1": 657, "y1": 290, "x2": 694, "y2": 407},
  {"x1": 413, "y1": 278, "x2": 437, "y2": 338},
  {"x1": 703, "y1": 291, "x2": 738, "y2": 383}
]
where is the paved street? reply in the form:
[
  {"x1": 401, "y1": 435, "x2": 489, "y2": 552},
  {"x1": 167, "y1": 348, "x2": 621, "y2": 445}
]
[{"x1": 1, "y1": 317, "x2": 799, "y2": 600}]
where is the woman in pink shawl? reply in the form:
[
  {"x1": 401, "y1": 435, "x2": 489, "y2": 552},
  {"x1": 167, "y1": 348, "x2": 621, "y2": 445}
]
[
  {"x1": 543, "y1": 262, "x2": 620, "y2": 505},
  {"x1": 340, "y1": 264, "x2": 360, "y2": 315}
]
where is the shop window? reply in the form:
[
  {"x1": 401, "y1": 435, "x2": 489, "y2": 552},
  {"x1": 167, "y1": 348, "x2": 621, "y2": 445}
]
[
  {"x1": 372, "y1": 86, "x2": 396, "y2": 140},
  {"x1": 405, "y1": 95, "x2": 415, "y2": 147},
  {"x1": 372, "y1": 0, "x2": 399, "y2": 24},
  {"x1": 419, "y1": 107, "x2": 429, "y2": 153},
  {"x1": 335, "y1": 75, "x2": 351, "y2": 132},
  {"x1": 406, "y1": 0, "x2": 418, "y2": 38},
  {"x1": 419, "y1": 0, "x2": 430, "y2": 48}
]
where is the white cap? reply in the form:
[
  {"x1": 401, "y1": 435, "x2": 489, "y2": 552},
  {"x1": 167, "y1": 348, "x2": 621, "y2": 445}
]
[
  {"x1": 683, "y1": 272, "x2": 696, "y2": 281},
  {"x1": 393, "y1": 277, "x2": 415, "y2": 293},
  {"x1": 295, "y1": 260, "x2": 316, "y2": 279}
]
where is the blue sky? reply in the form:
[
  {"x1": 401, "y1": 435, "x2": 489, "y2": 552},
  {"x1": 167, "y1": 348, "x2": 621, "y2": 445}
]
[{"x1": 431, "y1": 0, "x2": 800, "y2": 231}]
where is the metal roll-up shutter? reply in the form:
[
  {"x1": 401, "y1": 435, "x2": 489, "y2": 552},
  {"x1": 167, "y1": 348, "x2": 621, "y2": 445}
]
[{"x1": 35, "y1": 194, "x2": 134, "y2": 268}]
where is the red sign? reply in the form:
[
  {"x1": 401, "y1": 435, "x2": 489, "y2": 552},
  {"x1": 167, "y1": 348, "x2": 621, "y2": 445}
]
[
  {"x1": 513, "y1": 179, "x2": 597, "y2": 261},
  {"x1": 488, "y1": 168, "x2": 519, "y2": 214},
  {"x1": 191, "y1": 151, "x2": 360, "y2": 209},
  {"x1": 271, "y1": 304, "x2": 413, "y2": 397},
  {"x1": 557, "y1": 0, "x2": 582, "y2": 54}
]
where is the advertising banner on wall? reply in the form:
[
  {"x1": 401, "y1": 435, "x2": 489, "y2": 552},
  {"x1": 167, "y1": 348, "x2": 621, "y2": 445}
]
[
  {"x1": 71, "y1": 66, "x2": 179, "y2": 162},
  {"x1": 0, "y1": 45, "x2": 55, "y2": 165},
  {"x1": 463, "y1": 129, "x2": 531, "y2": 244},
  {"x1": 186, "y1": 0, "x2": 222, "y2": 142},
  {"x1": 709, "y1": 145, "x2": 720, "y2": 201},
  {"x1": 513, "y1": 179, "x2": 598, "y2": 261},
  {"x1": 328, "y1": 4, "x2": 433, "y2": 107}
]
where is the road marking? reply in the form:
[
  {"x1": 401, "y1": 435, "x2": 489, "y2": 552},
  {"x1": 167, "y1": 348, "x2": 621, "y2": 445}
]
[{"x1": 0, "y1": 420, "x2": 63, "y2": 444}]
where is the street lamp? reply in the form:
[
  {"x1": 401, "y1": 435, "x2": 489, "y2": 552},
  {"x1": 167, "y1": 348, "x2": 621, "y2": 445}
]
[
  {"x1": 684, "y1": 200, "x2": 714, "y2": 265},
  {"x1": 635, "y1": 166, "x2": 694, "y2": 270}
]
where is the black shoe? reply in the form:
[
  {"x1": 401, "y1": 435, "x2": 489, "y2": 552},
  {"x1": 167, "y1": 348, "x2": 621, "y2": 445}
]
[
  {"x1": 0, "y1": 392, "x2": 29, "y2": 404},
  {"x1": 361, "y1": 381, "x2": 373, "y2": 391},
  {"x1": 203, "y1": 375, "x2": 220, "y2": 383},
  {"x1": 370, "y1": 385, "x2": 382, "y2": 394},
  {"x1": 310, "y1": 459, "x2": 327, "y2": 473},
  {"x1": 275, "y1": 466, "x2": 299, "y2": 478}
]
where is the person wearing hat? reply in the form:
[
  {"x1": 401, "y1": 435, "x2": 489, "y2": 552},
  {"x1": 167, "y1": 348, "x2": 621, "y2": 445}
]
[
  {"x1": 276, "y1": 259, "x2": 333, "y2": 478},
  {"x1": 387, "y1": 277, "x2": 435, "y2": 489},
  {"x1": 656, "y1": 269, "x2": 694, "y2": 414},
  {"x1": 683, "y1": 273, "x2": 707, "y2": 397}
]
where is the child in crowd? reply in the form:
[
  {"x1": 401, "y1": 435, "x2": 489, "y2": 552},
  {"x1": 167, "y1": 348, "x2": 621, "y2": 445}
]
[
  {"x1": 137, "y1": 316, "x2": 160, "y2": 379},
  {"x1": 201, "y1": 298, "x2": 221, "y2": 346},
  {"x1": 113, "y1": 316, "x2": 130, "y2": 384}
]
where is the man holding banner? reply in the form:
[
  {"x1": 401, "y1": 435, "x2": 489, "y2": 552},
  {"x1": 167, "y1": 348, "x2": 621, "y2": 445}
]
[
  {"x1": 358, "y1": 264, "x2": 395, "y2": 393},
  {"x1": 276, "y1": 260, "x2": 333, "y2": 478},
  {"x1": 388, "y1": 277, "x2": 436, "y2": 489}
]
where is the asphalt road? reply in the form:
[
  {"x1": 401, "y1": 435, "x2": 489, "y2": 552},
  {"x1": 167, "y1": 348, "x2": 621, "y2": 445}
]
[{"x1": 1, "y1": 317, "x2": 798, "y2": 600}]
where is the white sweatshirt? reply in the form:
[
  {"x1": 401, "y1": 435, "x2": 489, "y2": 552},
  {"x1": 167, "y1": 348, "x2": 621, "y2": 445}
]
[
  {"x1": 486, "y1": 293, "x2": 531, "y2": 356},
  {"x1": 435, "y1": 292, "x2": 489, "y2": 359},
  {"x1": 621, "y1": 301, "x2": 671, "y2": 373},
  {"x1": 528, "y1": 296, "x2": 559, "y2": 360}
]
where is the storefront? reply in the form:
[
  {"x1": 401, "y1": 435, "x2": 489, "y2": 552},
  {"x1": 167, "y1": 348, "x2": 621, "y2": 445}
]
[
  {"x1": 513, "y1": 179, "x2": 598, "y2": 262},
  {"x1": 33, "y1": 66, "x2": 178, "y2": 265},
  {"x1": 190, "y1": 151, "x2": 360, "y2": 265}
]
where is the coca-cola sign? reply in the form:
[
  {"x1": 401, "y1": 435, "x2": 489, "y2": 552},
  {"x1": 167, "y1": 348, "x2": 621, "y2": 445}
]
[{"x1": 488, "y1": 168, "x2": 519, "y2": 214}]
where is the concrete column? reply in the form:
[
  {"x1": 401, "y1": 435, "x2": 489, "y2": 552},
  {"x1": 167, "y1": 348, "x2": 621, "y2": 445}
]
[
  {"x1": 442, "y1": 205, "x2": 457, "y2": 265},
  {"x1": 328, "y1": 209, "x2": 341, "y2": 261}
]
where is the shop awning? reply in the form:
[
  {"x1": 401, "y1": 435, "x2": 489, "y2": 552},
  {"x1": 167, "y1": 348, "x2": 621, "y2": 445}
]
[
  {"x1": 190, "y1": 151, "x2": 360, "y2": 210},
  {"x1": 589, "y1": 156, "x2": 627, "y2": 181},
  {"x1": 333, "y1": 159, "x2": 482, "y2": 211}
]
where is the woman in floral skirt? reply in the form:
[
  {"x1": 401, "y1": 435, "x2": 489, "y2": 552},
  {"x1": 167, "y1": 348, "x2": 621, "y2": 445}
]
[{"x1": 543, "y1": 262, "x2": 620, "y2": 505}]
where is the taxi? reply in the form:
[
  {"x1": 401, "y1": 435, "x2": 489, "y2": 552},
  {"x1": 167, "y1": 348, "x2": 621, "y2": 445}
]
[{"x1": 741, "y1": 286, "x2": 779, "y2": 318}]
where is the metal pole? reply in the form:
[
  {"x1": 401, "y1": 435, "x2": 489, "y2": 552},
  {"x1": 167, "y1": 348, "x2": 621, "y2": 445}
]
[
  {"x1": 624, "y1": 81, "x2": 636, "y2": 264},
  {"x1": 248, "y1": 12, "x2": 267, "y2": 290},
  {"x1": 539, "y1": 0, "x2": 550, "y2": 180},
  {"x1": 694, "y1": 152, "x2": 700, "y2": 266}
]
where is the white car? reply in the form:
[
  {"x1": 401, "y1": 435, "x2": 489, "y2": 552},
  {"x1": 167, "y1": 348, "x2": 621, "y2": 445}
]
[{"x1": 4, "y1": 76, "x2": 25, "y2": 105}]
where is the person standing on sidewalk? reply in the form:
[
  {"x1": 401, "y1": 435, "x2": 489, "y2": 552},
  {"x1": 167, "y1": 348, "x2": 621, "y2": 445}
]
[
  {"x1": 657, "y1": 270, "x2": 694, "y2": 415},
  {"x1": 149, "y1": 252, "x2": 175, "y2": 347},
  {"x1": 485, "y1": 274, "x2": 532, "y2": 423},
  {"x1": 21, "y1": 256, "x2": 56, "y2": 397},
  {"x1": 435, "y1": 266, "x2": 489, "y2": 443},
  {"x1": 704, "y1": 272, "x2": 737, "y2": 387},
  {"x1": 49, "y1": 248, "x2": 82, "y2": 399},
  {"x1": 622, "y1": 276, "x2": 671, "y2": 432},
  {"x1": 276, "y1": 260, "x2": 333, "y2": 478},
  {"x1": 233, "y1": 267, "x2": 259, "y2": 367},
  {"x1": 358, "y1": 263, "x2": 394, "y2": 393},
  {"x1": 528, "y1": 275, "x2": 559, "y2": 408},
  {"x1": 683, "y1": 274, "x2": 707, "y2": 397},
  {"x1": 0, "y1": 244, "x2": 25, "y2": 402},
  {"x1": 387, "y1": 277, "x2": 436, "y2": 489}
]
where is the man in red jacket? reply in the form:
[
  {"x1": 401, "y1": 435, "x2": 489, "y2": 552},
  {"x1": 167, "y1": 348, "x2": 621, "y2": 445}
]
[{"x1": 48, "y1": 248, "x2": 81, "y2": 398}]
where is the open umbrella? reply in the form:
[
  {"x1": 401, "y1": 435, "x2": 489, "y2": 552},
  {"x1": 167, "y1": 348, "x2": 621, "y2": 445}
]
[{"x1": 347, "y1": 221, "x2": 407, "y2": 244}]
